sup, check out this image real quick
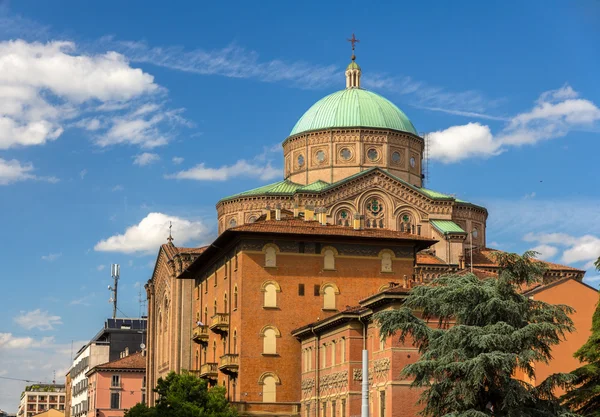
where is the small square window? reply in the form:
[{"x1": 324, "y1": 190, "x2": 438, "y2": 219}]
[
  {"x1": 298, "y1": 284, "x2": 305, "y2": 296},
  {"x1": 314, "y1": 285, "x2": 320, "y2": 296}
]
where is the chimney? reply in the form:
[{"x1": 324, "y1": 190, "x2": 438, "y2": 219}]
[
  {"x1": 265, "y1": 204, "x2": 272, "y2": 221},
  {"x1": 353, "y1": 213, "x2": 362, "y2": 230},
  {"x1": 275, "y1": 204, "x2": 281, "y2": 221},
  {"x1": 304, "y1": 205, "x2": 314, "y2": 221},
  {"x1": 293, "y1": 203, "x2": 299, "y2": 218}
]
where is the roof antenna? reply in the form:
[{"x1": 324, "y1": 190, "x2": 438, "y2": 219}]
[{"x1": 167, "y1": 221, "x2": 174, "y2": 244}]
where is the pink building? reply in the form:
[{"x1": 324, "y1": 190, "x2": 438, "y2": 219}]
[{"x1": 86, "y1": 352, "x2": 146, "y2": 417}]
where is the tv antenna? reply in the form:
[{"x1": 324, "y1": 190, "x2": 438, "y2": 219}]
[
  {"x1": 108, "y1": 264, "x2": 120, "y2": 319},
  {"x1": 421, "y1": 132, "x2": 431, "y2": 188}
]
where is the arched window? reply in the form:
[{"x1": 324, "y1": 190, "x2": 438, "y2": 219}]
[
  {"x1": 213, "y1": 299, "x2": 217, "y2": 315},
  {"x1": 398, "y1": 212, "x2": 414, "y2": 234},
  {"x1": 204, "y1": 306, "x2": 208, "y2": 324},
  {"x1": 331, "y1": 341, "x2": 336, "y2": 366},
  {"x1": 196, "y1": 311, "x2": 200, "y2": 322},
  {"x1": 222, "y1": 337, "x2": 227, "y2": 354},
  {"x1": 202, "y1": 346, "x2": 207, "y2": 363},
  {"x1": 322, "y1": 247, "x2": 337, "y2": 271},
  {"x1": 195, "y1": 350, "x2": 199, "y2": 369},
  {"x1": 321, "y1": 284, "x2": 339, "y2": 310},
  {"x1": 229, "y1": 218, "x2": 237, "y2": 228},
  {"x1": 321, "y1": 344, "x2": 327, "y2": 367},
  {"x1": 233, "y1": 330, "x2": 238, "y2": 354},
  {"x1": 223, "y1": 293, "x2": 228, "y2": 312},
  {"x1": 335, "y1": 209, "x2": 351, "y2": 226},
  {"x1": 308, "y1": 347, "x2": 312, "y2": 371},
  {"x1": 261, "y1": 326, "x2": 280, "y2": 355},
  {"x1": 340, "y1": 338, "x2": 346, "y2": 363},
  {"x1": 260, "y1": 373, "x2": 280, "y2": 403},
  {"x1": 380, "y1": 250, "x2": 393, "y2": 273},
  {"x1": 261, "y1": 281, "x2": 281, "y2": 308},
  {"x1": 365, "y1": 197, "x2": 385, "y2": 228},
  {"x1": 212, "y1": 340, "x2": 217, "y2": 362},
  {"x1": 234, "y1": 286, "x2": 238, "y2": 309},
  {"x1": 263, "y1": 244, "x2": 278, "y2": 268}
]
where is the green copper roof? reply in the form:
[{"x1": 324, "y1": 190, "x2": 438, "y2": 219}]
[
  {"x1": 419, "y1": 188, "x2": 455, "y2": 200},
  {"x1": 298, "y1": 180, "x2": 331, "y2": 192},
  {"x1": 346, "y1": 61, "x2": 361, "y2": 70},
  {"x1": 430, "y1": 220, "x2": 466, "y2": 235},
  {"x1": 290, "y1": 89, "x2": 418, "y2": 136},
  {"x1": 224, "y1": 180, "x2": 303, "y2": 200}
]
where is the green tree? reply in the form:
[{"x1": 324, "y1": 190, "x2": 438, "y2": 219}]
[
  {"x1": 375, "y1": 251, "x2": 578, "y2": 417},
  {"x1": 124, "y1": 371, "x2": 237, "y2": 417},
  {"x1": 561, "y1": 257, "x2": 600, "y2": 416}
]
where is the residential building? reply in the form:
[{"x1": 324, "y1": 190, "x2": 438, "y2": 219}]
[
  {"x1": 17, "y1": 384, "x2": 65, "y2": 417},
  {"x1": 66, "y1": 318, "x2": 147, "y2": 417},
  {"x1": 87, "y1": 351, "x2": 146, "y2": 417},
  {"x1": 30, "y1": 410, "x2": 64, "y2": 417}
]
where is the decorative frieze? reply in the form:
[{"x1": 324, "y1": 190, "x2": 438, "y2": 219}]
[{"x1": 319, "y1": 371, "x2": 348, "y2": 391}]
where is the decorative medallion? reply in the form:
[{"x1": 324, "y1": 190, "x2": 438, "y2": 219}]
[
  {"x1": 340, "y1": 210, "x2": 348, "y2": 219},
  {"x1": 315, "y1": 150, "x2": 326, "y2": 164},
  {"x1": 367, "y1": 198, "x2": 382, "y2": 215},
  {"x1": 410, "y1": 156, "x2": 416, "y2": 168},
  {"x1": 298, "y1": 154, "x2": 305, "y2": 167},
  {"x1": 392, "y1": 151, "x2": 402, "y2": 163},
  {"x1": 402, "y1": 214, "x2": 410, "y2": 223}
]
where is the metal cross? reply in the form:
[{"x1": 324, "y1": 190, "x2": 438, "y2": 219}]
[{"x1": 347, "y1": 33, "x2": 360, "y2": 51}]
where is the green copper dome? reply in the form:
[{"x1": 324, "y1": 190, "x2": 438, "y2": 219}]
[{"x1": 290, "y1": 88, "x2": 417, "y2": 136}]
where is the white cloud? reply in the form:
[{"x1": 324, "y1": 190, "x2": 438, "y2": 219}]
[
  {"x1": 69, "y1": 294, "x2": 95, "y2": 306},
  {"x1": 523, "y1": 232, "x2": 600, "y2": 266},
  {"x1": 94, "y1": 212, "x2": 208, "y2": 254},
  {"x1": 97, "y1": 264, "x2": 105, "y2": 271},
  {"x1": 172, "y1": 156, "x2": 184, "y2": 165},
  {"x1": 428, "y1": 123, "x2": 502, "y2": 163},
  {"x1": 529, "y1": 244, "x2": 558, "y2": 260},
  {"x1": 429, "y1": 85, "x2": 600, "y2": 162},
  {"x1": 0, "y1": 40, "x2": 158, "y2": 150},
  {"x1": 14, "y1": 309, "x2": 62, "y2": 331},
  {"x1": 41, "y1": 253, "x2": 61, "y2": 262},
  {"x1": 133, "y1": 152, "x2": 160, "y2": 166},
  {"x1": 79, "y1": 169, "x2": 87, "y2": 179},
  {"x1": 111, "y1": 184, "x2": 124, "y2": 192},
  {"x1": 167, "y1": 160, "x2": 281, "y2": 181},
  {"x1": 0, "y1": 158, "x2": 57, "y2": 185}
]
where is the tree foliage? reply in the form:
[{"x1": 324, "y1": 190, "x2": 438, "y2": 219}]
[
  {"x1": 375, "y1": 251, "x2": 578, "y2": 417},
  {"x1": 561, "y1": 257, "x2": 600, "y2": 416},
  {"x1": 124, "y1": 371, "x2": 237, "y2": 417}
]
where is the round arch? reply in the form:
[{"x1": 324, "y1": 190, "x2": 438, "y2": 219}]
[
  {"x1": 259, "y1": 325, "x2": 282, "y2": 337},
  {"x1": 258, "y1": 371, "x2": 281, "y2": 385},
  {"x1": 260, "y1": 280, "x2": 282, "y2": 292}
]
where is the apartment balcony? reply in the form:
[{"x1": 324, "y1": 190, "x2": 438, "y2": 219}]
[
  {"x1": 192, "y1": 325, "x2": 209, "y2": 344},
  {"x1": 199, "y1": 363, "x2": 218, "y2": 380},
  {"x1": 209, "y1": 313, "x2": 229, "y2": 333},
  {"x1": 219, "y1": 353, "x2": 239, "y2": 374}
]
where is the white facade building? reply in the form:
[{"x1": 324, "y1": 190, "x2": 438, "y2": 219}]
[{"x1": 70, "y1": 342, "x2": 109, "y2": 417}]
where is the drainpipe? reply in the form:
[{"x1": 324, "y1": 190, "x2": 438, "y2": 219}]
[{"x1": 358, "y1": 316, "x2": 369, "y2": 417}]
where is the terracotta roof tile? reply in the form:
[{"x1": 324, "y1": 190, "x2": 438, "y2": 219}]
[
  {"x1": 417, "y1": 253, "x2": 445, "y2": 264},
  {"x1": 471, "y1": 248, "x2": 583, "y2": 272},
  {"x1": 161, "y1": 244, "x2": 208, "y2": 261},
  {"x1": 93, "y1": 352, "x2": 145, "y2": 371},
  {"x1": 230, "y1": 218, "x2": 436, "y2": 242}
]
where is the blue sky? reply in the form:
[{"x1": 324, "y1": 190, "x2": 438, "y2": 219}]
[{"x1": 1, "y1": 0, "x2": 599, "y2": 411}]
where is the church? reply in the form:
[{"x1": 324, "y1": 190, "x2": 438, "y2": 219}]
[{"x1": 144, "y1": 46, "x2": 597, "y2": 417}]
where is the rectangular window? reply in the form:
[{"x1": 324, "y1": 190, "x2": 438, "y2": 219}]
[
  {"x1": 380, "y1": 391, "x2": 386, "y2": 417},
  {"x1": 142, "y1": 375, "x2": 147, "y2": 388},
  {"x1": 341, "y1": 400, "x2": 346, "y2": 417},
  {"x1": 322, "y1": 402, "x2": 327, "y2": 417},
  {"x1": 111, "y1": 374, "x2": 120, "y2": 387},
  {"x1": 314, "y1": 284, "x2": 320, "y2": 296},
  {"x1": 306, "y1": 402, "x2": 310, "y2": 417},
  {"x1": 332, "y1": 401, "x2": 336, "y2": 417},
  {"x1": 110, "y1": 393, "x2": 120, "y2": 409},
  {"x1": 142, "y1": 392, "x2": 146, "y2": 405},
  {"x1": 299, "y1": 284, "x2": 305, "y2": 296}
]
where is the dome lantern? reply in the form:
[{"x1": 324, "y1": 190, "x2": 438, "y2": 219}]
[{"x1": 345, "y1": 33, "x2": 361, "y2": 89}]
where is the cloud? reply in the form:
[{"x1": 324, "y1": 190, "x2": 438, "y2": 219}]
[
  {"x1": 524, "y1": 232, "x2": 600, "y2": 266},
  {"x1": 528, "y1": 244, "x2": 558, "y2": 261},
  {"x1": 133, "y1": 152, "x2": 160, "y2": 166},
  {"x1": 111, "y1": 184, "x2": 124, "y2": 191},
  {"x1": 172, "y1": 156, "x2": 184, "y2": 165},
  {"x1": 69, "y1": 294, "x2": 95, "y2": 306},
  {"x1": 429, "y1": 85, "x2": 600, "y2": 162},
  {"x1": 14, "y1": 309, "x2": 62, "y2": 331},
  {"x1": 0, "y1": 40, "x2": 158, "y2": 150},
  {"x1": 97, "y1": 264, "x2": 105, "y2": 271},
  {"x1": 41, "y1": 253, "x2": 61, "y2": 262},
  {"x1": 94, "y1": 212, "x2": 208, "y2": 254},
  {"x1": 0, "y1": 333, "x2": 37, "y2": 349},
  {"x1": 167, "y1": 160, "x2": 280, "y2": 181},
  {"x1": 0, "y1": 158, "x2": 58, "y2": 185},
  {"x1": 79, "y1": 169, "x2": 87, "y2": 179}
]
